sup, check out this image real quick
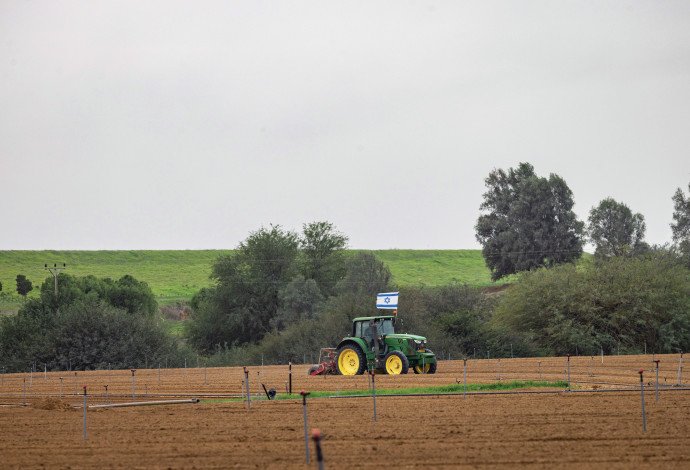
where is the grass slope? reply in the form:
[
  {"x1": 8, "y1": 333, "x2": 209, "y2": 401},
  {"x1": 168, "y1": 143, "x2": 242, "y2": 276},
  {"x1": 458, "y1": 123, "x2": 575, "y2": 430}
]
[
  {"x1": 0, "y1": 250, "x2": 233, "y2": 305},
  {"x1": 0, "y1": 249, "x2": 498, "y2": 308},
  {"x1": 374, "y1": 249, "x2": 497, "y2": 287}
]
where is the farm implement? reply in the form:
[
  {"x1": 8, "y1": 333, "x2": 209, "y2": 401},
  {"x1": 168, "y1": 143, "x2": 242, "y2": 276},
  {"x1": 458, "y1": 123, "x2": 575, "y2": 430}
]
[{"x1": 308, "y1": 348, "x2": 338, "y2": 376}]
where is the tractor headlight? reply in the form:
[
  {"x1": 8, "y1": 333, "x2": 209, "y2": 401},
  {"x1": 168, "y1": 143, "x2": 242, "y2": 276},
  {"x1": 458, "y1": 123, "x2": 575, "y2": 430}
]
[{"x1": 414, "y1": 340, "x2": 422, "y2": 345}]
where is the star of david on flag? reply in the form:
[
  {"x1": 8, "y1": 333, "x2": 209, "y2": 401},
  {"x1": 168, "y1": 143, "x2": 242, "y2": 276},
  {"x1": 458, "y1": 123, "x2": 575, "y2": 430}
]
[{"x1": 376, "y1": 292, "x2": 398, "y2": 309}]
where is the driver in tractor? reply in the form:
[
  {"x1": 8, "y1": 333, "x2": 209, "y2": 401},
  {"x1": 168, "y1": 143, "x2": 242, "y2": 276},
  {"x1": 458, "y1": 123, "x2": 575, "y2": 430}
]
[{"x1": 365, "y1": 318, "x2": 391, "y2": 353}]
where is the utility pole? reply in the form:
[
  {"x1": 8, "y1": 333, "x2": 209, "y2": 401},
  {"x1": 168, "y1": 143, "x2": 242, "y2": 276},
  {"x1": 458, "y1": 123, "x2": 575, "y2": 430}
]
[
  {"x1": 45, "y1": 263, "x2": 66, "y2": 314},
  {"x1": 45, "y1": 263, "x2": 66, "y2": 296}
]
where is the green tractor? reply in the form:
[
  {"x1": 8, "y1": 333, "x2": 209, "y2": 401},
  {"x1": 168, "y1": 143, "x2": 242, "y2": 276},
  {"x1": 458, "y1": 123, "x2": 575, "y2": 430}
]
[{"x1": 334, "y1": 315, "x2": 437, "y2": 375}]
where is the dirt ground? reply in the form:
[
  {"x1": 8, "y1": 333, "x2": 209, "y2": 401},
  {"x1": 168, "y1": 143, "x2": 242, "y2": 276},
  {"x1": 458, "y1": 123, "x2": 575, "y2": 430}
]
[{"x1": 1, "y1": 354, "x2": 688, "y2": 469}]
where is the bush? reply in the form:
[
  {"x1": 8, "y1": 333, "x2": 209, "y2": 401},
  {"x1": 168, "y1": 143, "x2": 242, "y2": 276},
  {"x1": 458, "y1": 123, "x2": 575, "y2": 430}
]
[
  {"x1": 493, "y1": 251, "x2": 690, "y2": 355},
  {"x1": 0, "y1": 275, "x2": 185, "y2": 372},
  {"x1": 48, "y1": 300, "x2": 184, "y2": 370}
]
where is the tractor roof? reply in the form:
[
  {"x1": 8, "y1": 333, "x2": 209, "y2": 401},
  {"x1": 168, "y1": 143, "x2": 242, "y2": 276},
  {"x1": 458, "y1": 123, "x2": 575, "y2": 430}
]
[{"x1": 353, "y1": 316, "x2": 395, "y2": 322}]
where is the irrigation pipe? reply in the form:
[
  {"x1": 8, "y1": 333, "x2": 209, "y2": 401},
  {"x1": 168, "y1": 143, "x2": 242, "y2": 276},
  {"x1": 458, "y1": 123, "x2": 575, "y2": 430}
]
[
  {"x1": 87, "y1": 398, "x2": 200, "y2": 409},
  {"x1": 328, "y1": 386, "x2": 690, "y2": 399},
  {"x1": 0, "y1": 392, "x2": 244, "y2": 400}
]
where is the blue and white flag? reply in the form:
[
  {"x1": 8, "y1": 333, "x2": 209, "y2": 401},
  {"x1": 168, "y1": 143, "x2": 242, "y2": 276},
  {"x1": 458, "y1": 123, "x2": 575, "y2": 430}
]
[{"x1": 376, "y1": 292, "x2": 399, "y2": 309}]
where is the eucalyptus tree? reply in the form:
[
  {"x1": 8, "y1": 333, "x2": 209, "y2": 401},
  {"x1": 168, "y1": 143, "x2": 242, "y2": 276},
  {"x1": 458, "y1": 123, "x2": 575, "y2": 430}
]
[
  {"x1": 587, "y1": 197, "x2": 648, "y2": 257},
  {"x1": 475, "y1": 162, "x2": 584, "y2": 281},
  {"x1": 188, "y1": 225, "x2": 301, "y2": 352},
  {"x1": 671, "y1": 182, "x2": 690, "y2": 267},
  {"x1": 300, "y1": 221, "x2": 348, "y2": 296}
]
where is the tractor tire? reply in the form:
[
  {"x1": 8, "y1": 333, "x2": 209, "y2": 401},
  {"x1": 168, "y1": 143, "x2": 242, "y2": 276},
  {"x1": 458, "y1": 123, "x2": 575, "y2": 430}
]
[
  {"x1": 384, "y1": 351, "x2": 409, "y2": 375},
  {"x1": 412, "y1": 349, "x2": 437, "y2": 374},
  {"x1": 428, "y1": 361, "x2": 437, "y2": 374},
  {"x1": 336, "y1": 345, "x2": 366, "y2": 375},
  {"x1": 427, "y1": 350, "x2": 437, "y2": 373},
  {"x1": 413, "y1": 355, "x2": 438, "y2": 374}
]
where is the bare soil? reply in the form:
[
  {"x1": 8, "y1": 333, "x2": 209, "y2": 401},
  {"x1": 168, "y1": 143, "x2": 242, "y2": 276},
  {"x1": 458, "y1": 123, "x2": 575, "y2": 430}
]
[{"x1": 1, "y1": 354, "x2": 688, "y2": 469}]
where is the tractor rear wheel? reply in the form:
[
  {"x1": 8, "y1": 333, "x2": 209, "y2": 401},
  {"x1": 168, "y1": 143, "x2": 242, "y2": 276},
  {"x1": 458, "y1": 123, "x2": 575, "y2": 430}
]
[
  {"x1": 336, "y1": 345, "x2": 366, "y2": 375},
  {"x1": 384, "y1": 351, "x2": 409, "y2": 375}
]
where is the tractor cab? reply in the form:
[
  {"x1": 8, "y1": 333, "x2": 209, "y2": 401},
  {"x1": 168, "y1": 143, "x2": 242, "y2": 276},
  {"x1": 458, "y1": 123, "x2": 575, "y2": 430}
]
[{"x1": 353, "y1": 316, "x2": 395, "y2": 350}]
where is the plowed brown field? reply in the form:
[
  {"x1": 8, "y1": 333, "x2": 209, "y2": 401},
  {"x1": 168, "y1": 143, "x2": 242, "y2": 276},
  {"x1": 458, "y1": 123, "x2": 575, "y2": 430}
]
[{"x1": 1, "y1": 354, "x2": 688, "y2": 469}]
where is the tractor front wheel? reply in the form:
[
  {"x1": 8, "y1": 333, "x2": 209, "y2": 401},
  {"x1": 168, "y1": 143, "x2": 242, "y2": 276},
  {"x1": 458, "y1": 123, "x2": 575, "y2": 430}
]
[
  {"x1": 384, "y1": 351, "x2": 409, "y2": 375},
  {"x1": 413, "y1": 359, "x2": 437, "y2": 374},
  {"x1": 336, "y1": 345, "x2": 366, "y2": 375}
]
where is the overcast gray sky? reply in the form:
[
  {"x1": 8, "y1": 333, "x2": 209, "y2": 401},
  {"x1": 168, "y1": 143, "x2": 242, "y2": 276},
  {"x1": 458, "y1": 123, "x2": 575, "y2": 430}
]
[{"x1": 1, "y1": 1, "x2": 688, "y2": 251}]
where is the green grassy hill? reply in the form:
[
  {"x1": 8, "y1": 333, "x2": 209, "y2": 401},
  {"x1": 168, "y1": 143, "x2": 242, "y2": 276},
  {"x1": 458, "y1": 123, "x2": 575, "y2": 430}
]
[
  {"x1": 0, "y1": 249, "x2": 499, "y2": 311},
  {"x1": 374, "y1": 249, "x2": 497, "y2": 287}
]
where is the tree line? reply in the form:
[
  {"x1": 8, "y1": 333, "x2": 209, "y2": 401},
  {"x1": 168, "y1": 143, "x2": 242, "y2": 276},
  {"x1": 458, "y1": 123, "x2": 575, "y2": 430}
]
[
  {"x1": 0, "y1": 273, "x2": 188, "y2": 372},
  {"x1": 1, "y1": 164, "x2": 689, "y2": 371},
  {"x1": 476, "y1": 162, "x2": 690, "y2": 280}
]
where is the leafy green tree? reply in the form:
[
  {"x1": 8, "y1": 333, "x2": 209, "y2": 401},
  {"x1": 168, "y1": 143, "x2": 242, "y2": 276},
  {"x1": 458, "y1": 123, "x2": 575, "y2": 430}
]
[
  {"x1": 230, "y1": 252, "x2": 394, "y2": 366},
  {"x1": 15, "y1": 274, "x2": 33, "y2": 298},
  {"x1": 0, "y1": 298, "x2": 55, "y2": 371},
  {"x1": 188, "y1": 228, "x2": 390, "y2": 358},
  {"x1": 300, "y1": 221, "x2": 348, "y2": 295},
  {"x1": 671, "y1": 183, "x2": 690, "y2": 267},
  {"x1": 587, "y1": 197, "x2": 648, "y2": 257},
  {"x1": 271, "y1": 275, "x2": 324, "y2": 330},
  {"x1": 475, "y1": 162, "x2": 584, "y2": 281},
  {"x1": 106, "y1": 274, "x2": 158, "y2": 316},
  {"x1": 185, "y1": 288, "x2": 232, "y2": 354},
  {"x1": 0, "y1": 280, "x2": 3, "y2": 293},
  {"x1": 188, "y1": 225, "x2": 300, "y2": 353}
]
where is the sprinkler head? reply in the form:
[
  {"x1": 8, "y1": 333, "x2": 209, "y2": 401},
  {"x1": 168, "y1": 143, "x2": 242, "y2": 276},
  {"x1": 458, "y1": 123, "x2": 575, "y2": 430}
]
[
  {"x1": 312, "y1": 429, "x2": 323, "y2": 442},
  {"x1": 300, "y1": 390, "x2": 309, "y2": 397}
]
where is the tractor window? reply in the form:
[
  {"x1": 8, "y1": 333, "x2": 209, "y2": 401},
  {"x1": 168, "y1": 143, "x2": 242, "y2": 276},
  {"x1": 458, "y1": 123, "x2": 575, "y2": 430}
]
[
  {"x1": 363, "y1": 325, "x2": 375, "y2": 342},
  {"x1": 378, "y1": 318, "x2": 395, "y2": 336},
  {"x1": 354, "y1": 322, "x2": 364, "y2": 338}
]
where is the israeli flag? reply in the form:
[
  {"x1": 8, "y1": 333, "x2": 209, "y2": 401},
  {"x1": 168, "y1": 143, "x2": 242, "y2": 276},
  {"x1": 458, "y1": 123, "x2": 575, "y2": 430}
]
[{"x1": 376, "y1": 292, "x2": 399, "y2": 309}]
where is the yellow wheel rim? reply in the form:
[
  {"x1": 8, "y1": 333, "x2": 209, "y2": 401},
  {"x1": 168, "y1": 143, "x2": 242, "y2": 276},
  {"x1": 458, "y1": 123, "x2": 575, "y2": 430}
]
[
  {"x1": 385, "y1": 355, "x2": 403, "y2": 375},
  {"x1": 338, "y1": 348, "x2": 360, "y2": 375},
  {"x1": 414, "y1": 363, "x2": 431, "y2": 374}
]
